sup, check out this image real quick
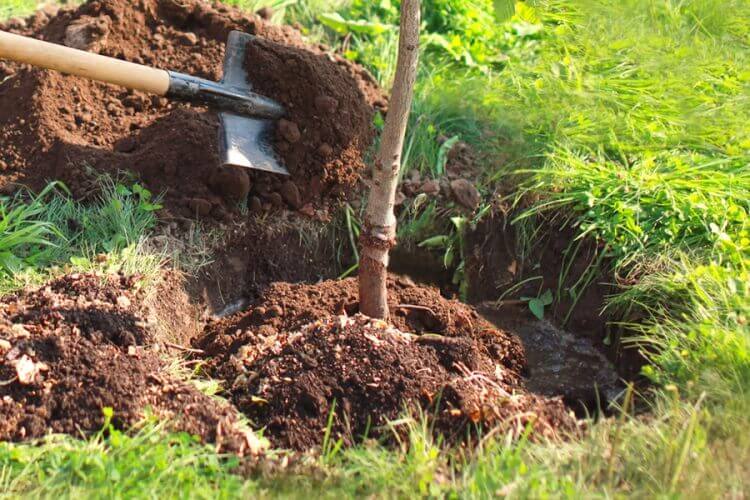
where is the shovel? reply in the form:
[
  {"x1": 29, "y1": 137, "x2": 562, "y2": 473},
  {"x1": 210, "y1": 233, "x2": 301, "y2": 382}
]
[{"x1": 0, "y1": 29, "x2": 289, "y2": 175}]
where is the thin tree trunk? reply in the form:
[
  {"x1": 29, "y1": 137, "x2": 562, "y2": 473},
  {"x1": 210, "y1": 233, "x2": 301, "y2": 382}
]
[{"x1": 359, "y1": 0, "x2": 421, "y2": 319}]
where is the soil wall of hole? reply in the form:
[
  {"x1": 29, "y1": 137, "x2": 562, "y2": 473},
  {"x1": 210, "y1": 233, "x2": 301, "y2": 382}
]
[
  {"x1": 464, "y1": 211, "x2": 645, "y2": 380},
  {"x1": 182, "y1": 217, "x2": 343, "y2": 316}
]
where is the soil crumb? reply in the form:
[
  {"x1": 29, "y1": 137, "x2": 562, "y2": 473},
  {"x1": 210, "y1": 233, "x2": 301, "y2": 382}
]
[
  {"x1": 0, "y1": 273, "x2": 258, "y2": 454},
  {"x1": 0, "y1": 0, "x2": 382, "y2": 221},
  {"x1": 197, "y1": 277, "x2": 576, "y2": 450}
]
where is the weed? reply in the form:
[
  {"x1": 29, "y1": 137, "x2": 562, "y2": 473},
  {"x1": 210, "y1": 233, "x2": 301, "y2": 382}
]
[
  {"x1": 0, "y1": 183, "x2": 66, "y2": 275},
  {"x1": 0, "y1": 179, "x2": 161, "y2": 293},
  {"x1": 521, "y1": 288, "x2": 553, "y2": 320}
]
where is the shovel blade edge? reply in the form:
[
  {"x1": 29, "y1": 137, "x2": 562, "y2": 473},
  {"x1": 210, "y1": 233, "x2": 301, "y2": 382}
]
[{"x1": 219, "y1": 112, "x2": 289, "y2": 175}]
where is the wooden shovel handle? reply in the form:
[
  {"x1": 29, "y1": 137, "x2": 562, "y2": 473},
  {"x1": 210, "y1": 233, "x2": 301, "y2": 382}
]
[{"x1": 0, "y1": 30, "x2": 170, "y2": 95}]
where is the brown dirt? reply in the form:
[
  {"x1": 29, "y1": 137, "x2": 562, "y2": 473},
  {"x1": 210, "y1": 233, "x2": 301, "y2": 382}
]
[
  {"x1": 181, "y1": 217, "x2": 342, "y2": 315},
  {"x1": 0, "y1": 273, "x2": 258, "y2": 454},
  {"x1": 244, "y1": 37, "x2": 378, "y2": 203},
  {"x1": 0, "y1": 0, "x2": 383, "y2": 221},
  {"x1": 197, "y1": 277, "x2": 575, "y2": 450},
  {"x1": 464, "y1": 210, "x2": 645, "y2": 379}
]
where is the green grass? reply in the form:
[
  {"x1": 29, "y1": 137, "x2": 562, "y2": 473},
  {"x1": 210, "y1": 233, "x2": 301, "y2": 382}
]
[
  {"x1": 0, "y1": 0, "x2": 39, "y2": 20},
  {"x1": 0, "y1": 421, "x2": 253, "y2": 498},
  {"x1": 0, "y1": 179, "x2": 163, "y2": 293},
  {"x1": 2, "y1": 0, "x2": 750, "y2": 497}
]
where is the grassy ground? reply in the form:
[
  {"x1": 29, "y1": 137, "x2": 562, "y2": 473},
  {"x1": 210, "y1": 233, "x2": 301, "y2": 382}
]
[{"x1": 1, "y1": 0, "x2": 749, "y2": 497}]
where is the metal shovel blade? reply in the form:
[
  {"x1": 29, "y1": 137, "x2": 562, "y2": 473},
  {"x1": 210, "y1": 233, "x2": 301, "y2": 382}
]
[
  {"x1": 218, "y1": 31, "x2": 288, "y2": 175},
  {"x1": 220, "y1": 113, "x2": 286, "y2": 174}
]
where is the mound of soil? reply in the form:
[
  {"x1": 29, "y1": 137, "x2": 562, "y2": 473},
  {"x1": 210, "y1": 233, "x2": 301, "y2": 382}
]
[
  {"x1": 244, "y1": 38, "x2": 376, "y2": 202},
  {"x1": 197, "y1": 277, "x2": 575, "y2": 450},
  {"x1": 0, "y1": 0, "x2": 382, "y2": 220},
  {"x1": 0, "y1": 273, "x2": 258, "y2": 454}
]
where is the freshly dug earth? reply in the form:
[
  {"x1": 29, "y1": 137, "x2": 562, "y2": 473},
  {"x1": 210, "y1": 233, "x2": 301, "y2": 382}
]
[
  {"x1": 198, "y1": 277, "x2": 575, "y2": 450},
  {"x1": 0, "y1": 273, "x2": 257, "y2": 454},
  {"x1": 184, "y1": 217, "x2": 342, "y2": 314},
  {"x1": 0, "y1": 0, "x2": 382, "y2": 221},
  {"x1": 244, "y1": 38, "x2": 376, "y2": 203}
]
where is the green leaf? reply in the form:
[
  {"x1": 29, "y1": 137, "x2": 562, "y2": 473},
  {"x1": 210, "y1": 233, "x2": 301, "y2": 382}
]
[
  {"x1": 318, "y1": 12, "x2": 394, "y2": 35},
  {"x1": 139, "y1": 202, "x2": 163, "y2": 212},
  {"x1": 132, "y1": 183, "x2": 153, "y2": 200},
  {"x1": 419, "y1": 235, "x2": 450, "y2": 249},
  {"x1": 528, "y1": 298, "x2": 545, "y2": 320},
  {"x1": 540, "y1": 289, "x2": 554, "y2": 306},
  {"x1": 444, "y1": 245, "x2": 455, "y2": 268},
  {"x1": 492, "y1": 0, "x2": 516, "y2": 22},
  {"x1": 435, "y1": 136, "x2": 460, "y2": 176}
]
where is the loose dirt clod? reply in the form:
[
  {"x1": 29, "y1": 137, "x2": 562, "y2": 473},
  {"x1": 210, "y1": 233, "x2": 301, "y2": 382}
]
[
  {"x1": 0, "y1": 274, "x2": 255, "y2": 453},
  {"x1": 0, "y1": 0, "x2": 383, "y2": 219},
  {"x1": 197, "y1": 277, "x2": 575, "y2": 450}
]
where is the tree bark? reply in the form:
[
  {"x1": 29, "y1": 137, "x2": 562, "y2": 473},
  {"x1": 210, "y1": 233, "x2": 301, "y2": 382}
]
[{"x1": 359, "y1": 0, "x2": 421, "y2": 319}]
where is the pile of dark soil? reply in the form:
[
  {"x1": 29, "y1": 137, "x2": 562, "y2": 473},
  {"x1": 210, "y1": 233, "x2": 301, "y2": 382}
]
[
  {"x1": 243, "y1": 38, "x2": 378, "y2": 208},
  {"x1": 0, "y1": 273, "x2": 258, "y2": 454},
  {"x1": 197, "y1": 277, "x2": 575, "y2": 450},
  {"x1": 0, "y1": 0, "x2": 382, "y2": 221}
]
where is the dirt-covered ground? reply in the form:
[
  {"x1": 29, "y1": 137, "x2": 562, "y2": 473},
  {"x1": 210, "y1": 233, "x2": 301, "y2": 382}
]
[
  {"x1": 197, "y1": 277, "x2": 575, "y2": 449},
  {"x1": 0, "y1": 0, "x2": 383, "y2": 222},
  {"x1": 0, "y1": 273, "x2": 259, "y2": 454}
]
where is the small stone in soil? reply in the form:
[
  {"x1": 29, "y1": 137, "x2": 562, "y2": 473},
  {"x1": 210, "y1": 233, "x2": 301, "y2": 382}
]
[
  {"x1": 280, "y1": 181, "x2": 302, "y2": 209},
  {"x1": 268, "y1": 305, "x2": 283, "y2": 317},
  {"x1": 177, "y1": 32, "x2": 198, "y2": 46},
  {"x1": 420, "y1": 179, "x2": 440, "y2": 195},
  {"x1": 299, "y1": 203, "x2": 316, "y2": 218},
  {"x1": 450, "y1": 179, "x2": 481, "y2": 210},
  {"x1": 209, "y1": 167, "x2": 251, "y2": 201},
  {"x1": 256, "y1": 6, "x2": 273, "y2": 20},
  {"x1": 277, "y1": 119, "x2": 301, "y2": 144},
  {"x1": 188, "y1": 198, "x2": 212, "y2": 216},
  {"x1": 268, "y1": 192, "x2": 284, "y2": 207}
]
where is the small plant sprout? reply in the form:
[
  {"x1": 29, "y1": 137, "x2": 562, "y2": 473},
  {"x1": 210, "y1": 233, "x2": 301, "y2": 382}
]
[{"x1": 522, "y1": 289, "x2": 554, "y2": 321}]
